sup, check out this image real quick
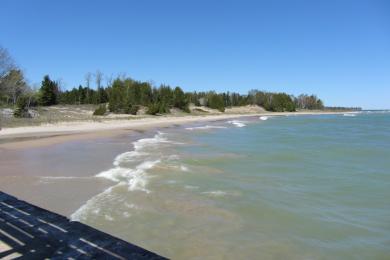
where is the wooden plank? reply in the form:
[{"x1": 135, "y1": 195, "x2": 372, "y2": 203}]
[{"x1": 0, "y1": 191, "x2": 167, "y2": 259}]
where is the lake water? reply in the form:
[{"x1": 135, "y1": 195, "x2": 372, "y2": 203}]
[
  {"x1": 66, "y1": 111, "x2": 390, "y2": 259},
  {"x1": 1, "y1": 112, "x2": 389, "y2": 259}
]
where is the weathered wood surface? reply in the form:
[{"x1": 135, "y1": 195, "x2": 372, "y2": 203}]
[{"x1": 0, "y1": 191, "x2": 167, "y2": 259}]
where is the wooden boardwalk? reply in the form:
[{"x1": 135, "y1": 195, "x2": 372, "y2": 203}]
[{"x1": 0, "y1": 191, "x2": 167, "y2": 259}]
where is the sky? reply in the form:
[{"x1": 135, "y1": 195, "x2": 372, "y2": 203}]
[{"x1": 1, "y1": 0, "x2": 389, "y2": 109}]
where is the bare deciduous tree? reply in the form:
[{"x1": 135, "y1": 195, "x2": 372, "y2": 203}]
[
  {"x1": 3, "y1": 69, "x2": 27, "y2": 104},
  {"x1": 84, "y1": 72, "x2": 92, "y2": 88},
  {"x1": 95, "y1": 70, "x2": 103, "y2": 89},
  {"x1": 105, "y1": 74, "x2": 113, "y2": 87},
  {"x1": 84, "y1": 72, "x2": 92, "y2": 102},
  {"x1": 0, "y1": 46, "x2": 15, "y2": 79},
  {"x1": 0, "y1": 46, "x2": 16, "y2": 97}
]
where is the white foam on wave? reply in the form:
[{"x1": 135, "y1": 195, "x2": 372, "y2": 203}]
[
  {"x1": 122, "y1": 211, "x2": 131, "y2": 218},
  {"x1": 180, "y1": 165, "x2": 189, "y2": 172},
  {"x1": 97, "y1": 159, "x2": 160, "y2": 193},
  {"x1": 113, "y1": 132, "x2": 170, "y2": 167},
  {"x1": 165, "y1": 164, "x2": 190, "y2": 173},
  {"x1": 133, "y1": 131, "x2": 171, "y2": 151},
  {"x1": 202, "y1": 190, "x2": 228, "y2": 197},
  {"x1": 104, "y1": 214, "x2": 114, "y2": 221},
  {"x1": 128, "y1": 160, "x2": 160, "y2": 192},
  {"x1": 227, "y1": 120, "x2": 247, "y2": 127},
  {"x1": 186, "y1": 125, "x2": 227, "y2": 130},
  {"x1": 99, "y1": 131, "x2": 172, "y2": 192},
  {"x1": 343, "y1": 113, "x2": 356, "y2": 117},
  {"x1": 70, "y1": 182, "x2": 124, "y2": 221},
  {"x1": 259, "y1": 116, "x2": 269, "y2": 121},
  {"x1": 71, "y1": 131, "x2": 176, "y2": 221},
  {"x1": 95, "y1": 167, "x2": 128, "y2": 182},
  {"x1": 124, "y1": 202, "x2": 139, "y2": 209},
  {"x1": 113, "y1": 151, "x2": 147, "y2": 166}
]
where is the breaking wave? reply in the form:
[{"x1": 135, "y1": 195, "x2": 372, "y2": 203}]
[
  {"x1": 227, "y1": 120, "x2": 247, "y2": 127},
  {"x1": 96, "y1": 132, "x2": 172, "y2": 192},
  {"x1": 180, "y1": 165, "x2": 189, "y2": 172},
  {"x1": 201, "y1": 190, "x2": 228, "y2": 197},
  {"x1": 186, "y1": 125, "x2": 227, "y2": 130},
  {"x1": 259, "y1": 116, "x2": 269, "y2": 121},
  {"x1": 112, "y1": 151, "x2": 147, "y2": 166},
  {"x1": 71, "y1": 131, "x2": 177, "y2": 221},
  {"x1": 70, "y1": 183, "x2": 124, "y2": 221},
  {"x1": 96, "y1": 160, "x2": 160, "y2": 193},
  {"x1": 201, "y1": 190, "x2": 240, "y2": 197}
]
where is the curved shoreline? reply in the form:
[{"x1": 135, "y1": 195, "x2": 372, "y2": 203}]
[{"x1": 0, "y1": 111, "x2": 345, "y2": 149}]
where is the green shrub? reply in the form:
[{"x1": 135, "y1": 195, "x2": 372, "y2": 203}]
[
  {"x1": 147, "y1": 103, "x2": 160, "y2": 115},
  {"x1": 125, "y1": 105, "x2": 139, "y2": 115},
  {"x1": 13, "y1": 96, "x2": 30, "y2": 118},
  {"x1": 147, "y1": 102, "x2": 169, "y2": 115},
  {"x1": 207, "y1": 93, "x2": 225, "y2": 112},
  {"x1": 93, "y1": 104, "x2": 107, "y2": 116},
  {"x1": 182, "y1": 105, "x2": 191, "y2": 113}
]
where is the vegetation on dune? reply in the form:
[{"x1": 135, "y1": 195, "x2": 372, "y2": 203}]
[
  {"x1": 295, "y1": 94, "x2": 324, "y2": 110},
  {"x1": 0, "y1": 44, "x2": 361, "y2": 119},
  {"x1": 206, "y1": 92, "x2": 225, "y2": 112},
  {"x1": 13, "y1": 95, "x2": 30, "y2": 118},
  {"x1": 39, "y1": 75, "x2": 59, "y2": 106},
  {"x1": 93, "y1": 104, "x2": 107, "y2": 116}
]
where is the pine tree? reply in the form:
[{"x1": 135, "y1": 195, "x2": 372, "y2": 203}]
[
  {"x1": 39, "y1": 75, "x2": 58, "y2": 106},
  {"x1": 173, "y1": 86, "x2": 189, "y2": 112}
]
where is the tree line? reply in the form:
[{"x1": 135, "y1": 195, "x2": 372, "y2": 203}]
[
  {"x1": 58, "y1": 80, "x2": 325, "y2": 114},
  {"x1": 1, "y1": 45, "x2": 331, "y2": 117}
]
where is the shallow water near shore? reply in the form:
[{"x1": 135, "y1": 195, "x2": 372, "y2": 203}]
[{"x1": 1, "y1": 112, "x2": 390, "y2": 259}]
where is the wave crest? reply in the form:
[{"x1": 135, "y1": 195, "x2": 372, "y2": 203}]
[
  {"x1": 186, "y1": 125, "x2": 227, "y2": 130},
  {"x1": 227, "y1": 120, "x2": 247, "y2": 127},
  {"x1": 71, "y1": 132, "x2": 176, "y2": 221}
]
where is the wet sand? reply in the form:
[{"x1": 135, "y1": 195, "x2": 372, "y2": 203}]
[{"x1": 0, "y1": 129, "x2": 151, "y2": 216}]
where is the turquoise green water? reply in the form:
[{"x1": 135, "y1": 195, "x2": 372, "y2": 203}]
[{"x1": 71, "y1": 112, "x2": 390, "y2": 259}]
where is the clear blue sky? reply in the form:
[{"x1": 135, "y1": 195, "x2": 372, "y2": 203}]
[{"x1": 1, "y1": 0, "x2": 389, "y2": 109}]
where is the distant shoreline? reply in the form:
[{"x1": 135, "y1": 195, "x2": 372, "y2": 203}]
[{"x1": 0, "y1": 111, "x2": 348, "y2": 149}]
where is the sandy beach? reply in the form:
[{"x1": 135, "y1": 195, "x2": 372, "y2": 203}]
[{"x1": 0, "y1": 111, "x2": 345, "y2": 149}]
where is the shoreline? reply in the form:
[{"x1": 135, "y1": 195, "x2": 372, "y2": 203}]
[{"x1": 0, "y1": 111, "x2": 345, "y2": 149}]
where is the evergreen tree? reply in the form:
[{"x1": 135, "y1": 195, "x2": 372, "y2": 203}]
[
  {"x1": 207, "y1": 92, "x2": 225, "y2": 112},
  {"x1": 97, "y1": 87, "x2": 108, "y2": 104},
  {"x1": 13, "y1": 95, "x2": 30, "y2": 118},
  {"x1": 93, "y1": 104, "x2": 107, "y2": 116},
  {"x1": 108, "y1": 79, "x2": 125, "y2": 113},
  {"x1": 173, "y1": 86, "x2": 189, "y2": 112},
  {"x1": 39, "y1": 75, "x2": 58, "y2": 106}
]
